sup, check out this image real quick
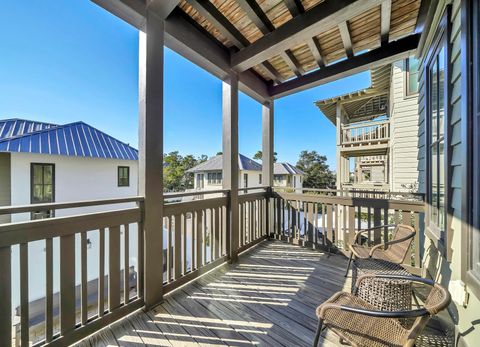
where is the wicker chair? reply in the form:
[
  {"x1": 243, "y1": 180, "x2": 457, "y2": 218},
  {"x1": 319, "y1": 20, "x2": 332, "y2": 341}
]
[
  {"x1": 313, "y1": 275, "x2": 451, "y2": 347},
  {"x1": 345, "y1": 224, "x2": 416, "y2": 277}
]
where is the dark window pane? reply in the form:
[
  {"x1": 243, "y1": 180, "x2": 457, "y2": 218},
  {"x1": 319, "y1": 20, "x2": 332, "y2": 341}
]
[
  {"x1": 431, "y1": 59, "x2": 438, "y2": 142},
  {"x1": 44, "y1": 165, "x2": 53, "y2": 184},
  {"x1": 33, "y1": 165, "x2": 43, "y2": 184},
  {"x1": 438, "y1": 48, "x2": 446, "y2": 138}
]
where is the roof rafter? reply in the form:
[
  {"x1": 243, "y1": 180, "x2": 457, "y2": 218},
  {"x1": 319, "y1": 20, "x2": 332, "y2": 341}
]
[
  {"x1": 280, "y1": 50, "x2": 304, "y2": 77},
  {"x1": 380, "y1": 0, "x2": 392, "y2": 45},
  {"x1": 231, "y1": 0, "x2": 384, "y2": 72},
  {"x1": 270, "y1": 33, "x2": 420, "y2": 98},
  {"x1": 306, "y1": 37, "x2": 326, "y2": 68},
  {"x1": 236, "y1": 0, "x2": 275, "y2": 34},
  {"x1": 338, "y1": 21, "x2": 354, "y2": 58},
  {"x1": 284, "y1": 0, "x2": 305, "y2": 17}
]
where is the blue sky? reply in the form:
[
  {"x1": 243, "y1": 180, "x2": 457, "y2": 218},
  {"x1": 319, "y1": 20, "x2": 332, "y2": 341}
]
[{"x1": 0, "y1": 0, "x2": 371, "y2": 169}]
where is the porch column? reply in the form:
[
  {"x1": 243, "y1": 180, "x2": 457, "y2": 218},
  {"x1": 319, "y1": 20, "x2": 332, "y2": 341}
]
[
  {"x1": 336, "y1": 103, "x2": 344, "y2": 191},
  {"x1": 138, "y1": 11, "x2": 165, "y2": 308},
  {"x1": 222, "y1": 73, "x2": 239, "y2": 262},
  {"x1": 262, "y1": 100, "x2": 274, "y2": 236}
]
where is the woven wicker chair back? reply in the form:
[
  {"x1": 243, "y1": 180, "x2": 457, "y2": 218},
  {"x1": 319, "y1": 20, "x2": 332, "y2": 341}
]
[{"x1": 386, "y1": 224, "x2": 415, "y2": 263}]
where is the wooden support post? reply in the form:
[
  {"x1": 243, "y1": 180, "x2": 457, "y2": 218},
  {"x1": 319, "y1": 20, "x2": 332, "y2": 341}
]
[
  {"x1": 138, "y1": 10, "x2": 165, "y2": 308},
  {"x1": 262, "y1": 100, "x2": 274, "y2": 237},
  {"x1": 222, "y1": 73, "x2": 239, "y2": 262}
]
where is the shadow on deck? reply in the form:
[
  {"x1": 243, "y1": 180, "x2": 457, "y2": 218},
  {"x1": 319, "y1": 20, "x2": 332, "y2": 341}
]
[{"x1": 76, "y1": 240, "x2": 351, "y2": 346}]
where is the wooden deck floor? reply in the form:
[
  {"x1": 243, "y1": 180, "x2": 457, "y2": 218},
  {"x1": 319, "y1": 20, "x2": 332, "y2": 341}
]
[
  {"x1": 76, "y1": 240, "x2": 350, "y2": 347},
  {"x1": 75, "y1": 239, "x2": 453, "y2": 347}
]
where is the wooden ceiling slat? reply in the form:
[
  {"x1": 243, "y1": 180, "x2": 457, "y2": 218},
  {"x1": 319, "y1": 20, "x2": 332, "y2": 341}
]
[
  {"x1": 301, "y1": 0, "x2": 325, "y2": 11},
  {"x1": 257, "y1": 0, "x2": 293, "y2": 29},
  {"x1": 262, "y1": 60, "x2": 286, "y2": 82}
]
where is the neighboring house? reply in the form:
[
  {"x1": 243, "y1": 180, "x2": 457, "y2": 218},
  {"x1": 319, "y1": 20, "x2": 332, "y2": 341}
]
[
  {"x1": 316, "y1": 59, "x2": 420, "y2": 192},
  {"x1": 0, "y1": 118, "x2": 139, "y2": 345},
  {"x1": 273, "y1": 162, "x2": 304, "y2": 190},
  {"x1": 187, "y1": 154, "x2": 304, "y2": 191}
]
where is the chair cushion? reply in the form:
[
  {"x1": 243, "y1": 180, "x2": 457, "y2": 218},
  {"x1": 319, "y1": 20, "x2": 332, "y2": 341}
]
[{"x1": 317, "y1": 292, "x2": 408, "y2": 347}]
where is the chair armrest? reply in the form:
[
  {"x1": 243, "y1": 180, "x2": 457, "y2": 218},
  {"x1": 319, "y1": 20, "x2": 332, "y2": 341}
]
[
  {"x1": 353, "y1": 224, "x2": 396, "y2": 244},
  {"x1": 368, "y1": 231, "x2": 416, "y2": 257},
  {"x1": 318, "y1": 302, "x2": 428, "y2": 319}
]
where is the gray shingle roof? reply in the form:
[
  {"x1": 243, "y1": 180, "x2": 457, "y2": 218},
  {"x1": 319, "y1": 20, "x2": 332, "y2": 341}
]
[
  {"x1": 274, "y1": 162, "x2": 305, "y2": 175},
  {"x1": 187, "y1": 154, "x2": 262, "y2": 173}
]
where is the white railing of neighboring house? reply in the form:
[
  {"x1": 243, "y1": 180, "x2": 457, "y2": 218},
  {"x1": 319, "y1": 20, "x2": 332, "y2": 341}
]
[{"x1": 342, "y1": 120, "x2": 390, "y2": 145}]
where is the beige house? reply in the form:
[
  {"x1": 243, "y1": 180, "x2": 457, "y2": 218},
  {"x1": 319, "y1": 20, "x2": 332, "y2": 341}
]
[
  {"x1": 187, "y1": 154, "x2": 304, "y2": 191},
  {"x1": 316, "y1": 60, "x2": 420, "y2": 193}
]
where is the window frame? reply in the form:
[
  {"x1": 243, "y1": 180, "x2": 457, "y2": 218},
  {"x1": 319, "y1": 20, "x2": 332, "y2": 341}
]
[
  {"x1": 461, "y1": 0, "x2": 480, "y2": 299},
  {"x1": 30, "y1": 163, "x2": 55, "y2": 219},
  {"x1": 405, "y1": 56, "x2": 420, "y2": 97},
  {"x1": 207, "y1": 171, "x2": 222, "y2": 185},
  {"x1": 118, "y1": 166, "x2": 130, "y2": 187},
  {"x1": 424, "y1": 6, "x2": 452, "y2": 254}
]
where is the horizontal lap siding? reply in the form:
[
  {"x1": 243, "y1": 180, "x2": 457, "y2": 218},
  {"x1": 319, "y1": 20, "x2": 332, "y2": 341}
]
[{"x1": 390, "y1": 61, "x2": 420, "y2": 192}]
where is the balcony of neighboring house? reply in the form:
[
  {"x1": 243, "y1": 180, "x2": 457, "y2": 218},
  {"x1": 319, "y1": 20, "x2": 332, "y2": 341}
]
[{"x1": 340, "y1": 119, "x2": 390, "y2": 156}]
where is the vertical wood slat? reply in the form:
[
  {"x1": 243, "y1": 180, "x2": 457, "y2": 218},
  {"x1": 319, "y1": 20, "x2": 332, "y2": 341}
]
[
  {"x1": 45, "y1": 238, "x2": 53, "y2": 342},
  {"x1": 81, "y1": 232, "x2": 88, "y2": 325},
  {"x1": 239, "y1": 202, "x2": 244, "y2": 246},
  {"x1": 60, "y1": 234, "x2": 76, "y2": 335},
  {"x1": 327, "y1": 204, "x2": 333, "y2": 245},
  {"x1": 209, "y1": 209, "x2": 214, "y2": 262},
  {"x1": 322, "y1": 204, "x2": 326, "y2": 245},
  {"x1": 136, "y1": 219, "x2": 144, "y2": 299},
  {"x1": 98, "y1": 228, "x2": 105, "y2": 317},
  {"x1": 334, "y1": 204, "x2": 339, "y2": 246},
  {"x1": 196, "y1": 211, "x2": 203, "y2": 269},
  {"x1": 109, "y1": 226, "x2": 121, "y2": 311},
  {"x1": 276, "y1": 198, "x2": 281, "y2": 236},
  {"x1": 124, "y1": 224, "x2": 130, "y2": 304},
  {"x1": 215, "y1": 207, "x2": 220, "y2": 259},
  {"x1": 348, "y1": 206, "x2": 355, "y2": 246},
  {"x1": 174, "y1": 214, "x2": 182, "y2": 279},
  {"x1": 383, "y1": 208, "x2": 389, "y2": 245},
  {"x1": 167, "y1": 217, "x2": 172, "y2": 282},
  {"x1": 182, "y1": 214, "x2": 187, "y2": 274},
  {"x1": 0, "y1": 246, "x2": 11, "y2": 347},
  {"x1": 413, "y1": 212, "x2": 421, "y2": 267},
  {"x1": 314, "y1": 203, "x2": 318, "y2": 247},
  {"x1": 20, "y1": 243, "x2": 29, "y2": 346},
  {"x1": 373, "y1": 208, "x2": 381, "y2": 244}
]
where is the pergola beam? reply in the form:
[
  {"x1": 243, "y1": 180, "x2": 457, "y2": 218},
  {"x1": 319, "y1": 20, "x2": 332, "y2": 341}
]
[
  {"x1": 307, "y1": 37, "x2": 326, "y2": 68},
  {"x1": 284, "y1": 0, "x2": 305, "y2": 16},
  {"x1": 270, "y1": 33, "x2": 420, "y2": 98},
  {"x1": 280, "y1": 50, "x2": 304, "y2": 77},
  {"x1": 380, "y1": 0, "x2": 392, "y2": 45},
  {"x1": 236, "y1": 0, "x2": 275, "y2": 34},
  {"x1": 338, "y1": 21, "x2": 354, "y2": 58},
  {"x1": 231, "y1": 0, "x2": 384, "y2": 72},
  {"x1": 262, "y1": 61, "x2": 284, "y2": 84},
  {"x1": 91, "y1": 0, "x2": 270, "y2": 103}
]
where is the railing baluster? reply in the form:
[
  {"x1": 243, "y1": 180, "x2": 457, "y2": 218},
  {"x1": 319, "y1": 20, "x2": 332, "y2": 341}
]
[
  {"x1": 0, "y1": 246, "x2": 11, "y2": 347},
  {"x1": 196, "y1": 211, "x2": 203, "y2": 269},
  {"x1": 174, "y1": 214, "x2": 182, "y2": 279},
  {"x1": 45, "y1": 238, "x2": 53, "y2": 342},
  {"x1": 167, "y1": 217, "x2": 172, "y2": 282},
  {"x1": 191, "y1": 213, "x2": 196, "y2": 270},
  {"x1": 20, "y1": 243, "x2": 29, "y2": 346},
  {"x1": 60, "y1": 234, "x2": 76, "y2": 335},
  {"x1": 98, "y1": 228, "x2": 105, "y2": 317},
  {"x1": 108, "y1": 226, "x2": 121, "y2": 311},
  {"x1": 124, "y1": 224, "x2": 130, "y2": 304},
  {"x1": 209, "y1": 209, "x2": 214, "y2": 262},
  {"x1": 215, "y1": 207, "x2": 220, "y2": 260},
  {"x1": 373, "y1": 208, "x2": 381, "y2": 244},
  {"x1": 239, "y1": 202, "x2": 244, "y2": 246},
  {"x1": 81, "y1": 231, "x2": 88, "y2": 325},
  {"x1": 182, "y1": 214, "x2": 187, "y2": 274},
  {"x1": 348, "y1": 206, "x2": 355, "y2": 246},
  {"x1": 327, "y1": 204, "x2": 333, "y2": 246}
]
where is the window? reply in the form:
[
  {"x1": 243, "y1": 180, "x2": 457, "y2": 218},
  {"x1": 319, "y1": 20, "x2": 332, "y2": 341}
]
[
  {"x1": 118, "y1": 166, "x2": 130, "y2": 187},
  {"x1": 426, "y1": 9, "x2": 450, "y2": 244},
  {"x1": 207, "y1": 172, "x2": 222, "y2": 185},
  {"x1": 259, "y1": 174, "x2": 262, "y2": 185},
  {"x1": 405, "y1": 56, "x2": 419, "y2": 96},
  {"x1": 243, "y1": 173, "x2": 248, "y2": 188},
  {"x1": 274, "y1": 175, "x2": 283, "y2": 183},
  {"x1": 31, "y1": 163, "x2": 54, "y2": 219}
]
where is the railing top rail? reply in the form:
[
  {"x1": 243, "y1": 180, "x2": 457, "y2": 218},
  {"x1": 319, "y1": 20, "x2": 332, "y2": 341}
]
[
  {"x1": 164, "y1": 189, "x2": 229, "y2": 199},
  {"x1": 342, "y1": 120, "x2": 390, "y2": 130},
  {"x1": 275, "y1": 187, "x2": 424, "y2": 198},
  {"x1": 0, "y1": 196, "x2": 144, "y2": 215},
  {"x1": 238, "y1": 186, "x2": 270, "y2": 192}
]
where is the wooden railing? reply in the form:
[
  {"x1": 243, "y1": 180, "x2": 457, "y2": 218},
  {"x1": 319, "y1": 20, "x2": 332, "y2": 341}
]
[
  {"x1": 271, "y1": 191, "x2": 425, "y2": 274},
  {"x1": 0, "y1": 188, "x2": 425, "y2": 346},
  {"x1": 0, "y1": 197, "x2": 144, "y2": 347},
  {"x1": 342, "y1": 120, "x2": 390, "y2": 145}
]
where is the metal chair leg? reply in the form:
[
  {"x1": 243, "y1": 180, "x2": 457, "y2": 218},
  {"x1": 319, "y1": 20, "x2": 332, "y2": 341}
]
[
  {"x1": 313, "y1": 319, "x2": 324, "y2": 347},
  {"x1": 344, "y1": 252, "x2": 353, "y2": 277}
]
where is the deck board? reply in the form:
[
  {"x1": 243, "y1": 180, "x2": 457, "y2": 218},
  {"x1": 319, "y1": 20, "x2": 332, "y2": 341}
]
[{"x1": 77, "y1": 240, "x2": 353, "y2": 346}]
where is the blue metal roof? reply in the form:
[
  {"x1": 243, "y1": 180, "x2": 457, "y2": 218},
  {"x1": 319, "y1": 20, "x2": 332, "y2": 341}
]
[{"x1": 0, "y1": 119, "x2": 138, "y2": 160}]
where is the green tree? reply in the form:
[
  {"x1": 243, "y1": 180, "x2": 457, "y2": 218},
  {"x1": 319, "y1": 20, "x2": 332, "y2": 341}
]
[
  {"x1": 163, "y1": 152, "x2": 208, "y2": 191},
  {"x1": 296, "y1": 150, "x2": 335, "y2": 189},
  {"x1": 253, "y1": 150, "x2": 277, "y2": 162}
]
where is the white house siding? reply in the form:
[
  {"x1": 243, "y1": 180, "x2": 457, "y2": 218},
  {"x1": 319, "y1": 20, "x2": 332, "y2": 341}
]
[
  {"x1": 8, "y1": 152, "x2": 139, "y2": 316},
  {"x1": 0, "y1": 153, "x2": 11, "y2": 223},
  {"x1": 389, "y1": 61, "x2": 420, "y2": 192},
  {"x1": 418, "y1": 1, "x2": 480, "y2": 346}
]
